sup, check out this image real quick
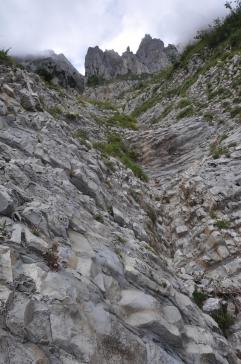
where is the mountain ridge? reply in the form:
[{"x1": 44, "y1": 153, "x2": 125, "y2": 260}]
[{"x1": 85, "y1": 34, "x2": 178, "y2": 84}]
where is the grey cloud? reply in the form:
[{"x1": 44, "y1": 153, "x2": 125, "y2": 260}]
[{"x1": 0, "y1": 0, "x2": 228, "y2": 73}]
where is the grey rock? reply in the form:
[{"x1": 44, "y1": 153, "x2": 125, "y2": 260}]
[
  {"x1": 85, "y1": 34, "x2": 178, "y2": 81},
  {"x1": 0, "y1": 186, "x2": 14, "y2": 215},
  {"x1": 0, "y1": 100, "x2": 7, "y2": 116},
  {"x1": 203, "y1": 298, "x2": 222, "y2": 313},
  {"x1": 17, "y1": 50, "x2": 84, "y2": 92},
  {"x1": 136, "y1": 34, "x2": 177, "y2": 73},
  {"x1": 0, "y1": 47, "x2": 240, "y2": 364}
]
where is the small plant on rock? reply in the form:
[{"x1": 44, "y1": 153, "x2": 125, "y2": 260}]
[
  {"x1": 31, "y1": 225, "x2": 40, "y2": 236},
  {"x1": 145, "y1": 204, "x2": 157, "y2": 225},
  {"x1": 0, "y1": 48, "x2": 13, "y2": 65},
  {"x1": 176, "y1": 98, "x2": 191, "y2": 109},
  {"x1": 212, "y1": 306, "x2": 235, "y2": 337},
  {"x1": 215, "y1": 219, "x2": 230, "y2": 229},
  {"x1": 73, "y1": 129, "x2": 89, "y2": 148},
  {"x1": 94, "y1": 133, "x2": 148, "y2": 182},
  {"x1": 193, "y1": 288, "x2": 208, "y2": 308},
  {"x1": 65, "y1": 112, "x2": 80, "y2": 121},
  {"x1": 95, "y1": 214, "x2": 104, "y2": 223},
  {"x1": 48, "y1": 105, "x2": 63, "y2": 118},
  {"x1": 209, "y1": 142, "x2": 228, "y2": 159},
  {"x1": 0, "y1": 220, "x2": 7, "y2": 240},
  {"x1": 176, "y1": 105, "x2": 194, "y2": 120},
  {"x1": 44, "y1": 243, "x2": 60, "y2": 271}
]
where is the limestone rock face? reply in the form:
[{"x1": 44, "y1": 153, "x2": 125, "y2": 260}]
[
  {"x1": 85, "y1": 34, "x2": 178, "y2": 81},
  {"x1": 17, "y1": 50, "x2": 85, "y2": 92},
  {"x1": 1, "y1": 39, "x2": 241, "y2": 363},
  {"x1": 136, "y1": 34, "x2": 170, "y2": 73}
]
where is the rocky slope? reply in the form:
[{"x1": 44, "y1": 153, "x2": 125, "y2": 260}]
[
  {"x1": 85, "y1": 35, "x2": 178, "y2": 83},
  {"x1": 1, "y1": 11, "x2": 241, "y2": 362}
]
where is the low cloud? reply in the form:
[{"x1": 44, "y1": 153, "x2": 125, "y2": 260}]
[{"x1": 0, "y1": 0, "x2": 228, "y2": 73}]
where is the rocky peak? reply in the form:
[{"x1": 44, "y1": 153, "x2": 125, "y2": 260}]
[
  {"x1": 136, "y1": 34, "x2": 169, "y2": 73},
  {"x1": 85, "y1": 35, "x2": 178, "y2": 82},
  {"x1": 17, "y1": 50, "x2": 85, "y2": 92}
]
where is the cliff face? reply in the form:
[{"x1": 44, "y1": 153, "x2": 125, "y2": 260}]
[
  {"x1": 85, "y1": 34, "x2": 178, "y2": 81},
  {"x1": 2, "y1": 12, "x2": 241, "y2": 362},
  {"x1": 17, "y1": 50, "x2": 85, "y2": 92},
  {"x1": 0, "y1": 61, "x2": 239, "y2": 363}
]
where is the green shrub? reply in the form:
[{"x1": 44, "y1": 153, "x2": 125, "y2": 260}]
[
  {"x1": 106, "y1": 113, "x2": 137, "y2": 129},
  {"x1": 87, "y1": 98, "x2": 116, "y2": 110},
  {"x1": 160, "y1": 104, "x2": 173, "y2": 119},
  {"x1": 176, "y1": 106, "x2": 194, "y2": 120},
  {"x1": 94, "y1": 133, "x2": 148, "y2": 182},
  {"x1": 95, "y1": 214, "x2": 104, "y2": 223},
  {"x1": 209, "y1": 143, "x2": 228, "y2": 159},
  {"x1": 176, "y1": 98, "x2": 191, "y2": 109},
  {"x1": 73, "y1": 129, "x2": 89, "y2": 147},
  {"x1": 209, "y1": 209, "x2": 218, "y2": 219},
  {"x1": 212, "y1": 307, "x2": 234, "y2": 336},
  {"x1": 103, "y1": 158, "x2": 116, "y2": 173},
  {"x1": 77, "y1": 96, "x2": 116, "y2": 110},
  {"x1": 230, "y1": 106, "x2": 241, "y2": 118},
  {"x1": 132, "y1": 96, "x2": 159, "y2": 117},
  {"x1": 65, "y1": 112, "x2": 80, "y2": 121},
  {"x1": 48, "y1": 105, "x2": 63, "y2": 118},
  {"x1": 215, "y1": 219, "x2": 230, "y2": 229},
  {"x1": 0, "y1": 48, "x2": 13, "y2": 65},
  {"x1": 193, "y1": 289, "x2": 208, "y2": 308},
  {"x1": 121, "y1": 155, "x2": 148, "y2": 182},
  {"x1": 203, "y1": 112, "x2": 214, "y2": 122}
]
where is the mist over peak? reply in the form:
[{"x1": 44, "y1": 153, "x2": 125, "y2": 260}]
[{"x1": 1, "y1": 0, "x2": 228, "y2": 73}]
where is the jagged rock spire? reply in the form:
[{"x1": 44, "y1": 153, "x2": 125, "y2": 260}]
[{"x1": 85, "y1": 35, "x2": 178, "y2": 81}]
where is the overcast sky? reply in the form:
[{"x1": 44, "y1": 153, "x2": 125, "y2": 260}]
[{"x1": 0, "y1": 0, "x2": 228, "y2": 73}]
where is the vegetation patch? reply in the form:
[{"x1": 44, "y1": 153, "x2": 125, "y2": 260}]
[
  {"x1": 176, "y1": 98, "x2": 191, "y2": 109},
  {"x1": 132, "y1": 95, "x2": 159, "y2": 117},
  {"x1": 0, "y1": 48, "x2": 13, "y2": 65},
  {"x1": 212, "y1": 307, "x2": 234, "y2": 337},
  {"x1": 95, "y1": 214, "x2": 104, "y2": 223},
  {"x1": 193, "y1": 288, "x2": 208, "y2": 308},
  {"x1": 176, "y1": 105, "x2": 194, "y2": 120},
  {"x1": 94, "y1": 133, "x2": 148, "y2": 182},
  {"x1": 209, "y1": 143, "x2": 228, "y2": 159},
  {"x1": 160, "y1": 104, "x2": 174, "y2": 119},
  {"x1": 106, "y1": 113, "x2": 137, "y2": 129},
  {"x1": 87, "y1": 98, "x2": 116, "y2": 110},
  {"x1": 65, "y1": 112, "x2": 80, "y2": 121},
  {"x1": 230, "y1": 106, "x2": 241, "y2": 118},
  {"x1": 214, "y1": 219, "x2": 230, "y2": 230},
  {"x1": 203, "y1": 112, "x2": 214, "y2": 122},
  {"x1": 77, "y1": 96, "x2": 116, "y2": 110},
  {"x1": 73, "y1": 129, "x2": 89, "y2": 147},
  {"x1": 209, "y1": 137, "x2": 228, "y2": 159},
  {"x1": 48, "y1": 105, "x2": 63, "y2": 118}
]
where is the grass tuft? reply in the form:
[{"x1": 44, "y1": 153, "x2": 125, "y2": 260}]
[{"x1": 94, "y1": 133, "x2": 148, "y2": 182}]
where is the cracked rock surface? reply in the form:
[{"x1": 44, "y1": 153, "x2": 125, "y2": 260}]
[{"x1": 0, "y1": 46, "x2": 241, "y2": 364}]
